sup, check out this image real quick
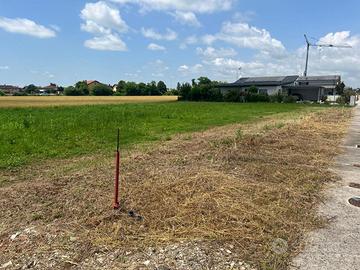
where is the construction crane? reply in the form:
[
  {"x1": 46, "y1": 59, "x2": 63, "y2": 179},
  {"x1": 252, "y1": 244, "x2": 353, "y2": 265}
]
[{"x1": 303, "y1": 34, "x2": 351, "y2": 76}]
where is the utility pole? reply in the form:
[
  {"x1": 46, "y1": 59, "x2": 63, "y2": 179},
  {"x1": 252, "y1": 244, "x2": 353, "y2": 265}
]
[{"x1": 303, "y1": 34, "x2": 351, "y2": 77}]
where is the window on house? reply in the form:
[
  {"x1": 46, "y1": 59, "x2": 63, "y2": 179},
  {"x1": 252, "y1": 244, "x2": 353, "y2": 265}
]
[{"x1": 258, "y1": 89, "x2": 267, "y2": 94}]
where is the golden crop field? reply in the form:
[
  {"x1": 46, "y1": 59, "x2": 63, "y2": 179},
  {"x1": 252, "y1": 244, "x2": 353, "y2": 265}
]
[{"x1": 0, "y1": 96, "x2": 178, "y2": 108}]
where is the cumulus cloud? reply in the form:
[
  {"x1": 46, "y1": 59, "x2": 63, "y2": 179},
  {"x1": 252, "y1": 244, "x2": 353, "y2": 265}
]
[
  {"x1": 147, "y1": 43, "x2": 166, "y2": 51},
  {"x1": 84, "y1": 34, "x2": 127, "y2": 51},
  {"x1": 203, "y1": 22, "x2": 285, "y2": 54},
  {"x1": 81, "y1": 1, "x2": 128, "y2": 33},
  {"x1": 196, "y1": 31, "x2": 360, "y2": 87},
  {"x1": 110, "y1": 0, "x2": 235, "y2": 14},
  {"x1": 171, "y1": 11, "x2": 201, "y2": 27},
  {"x1": 81, "y1": 1, "x2": 128, "y2": 51},
  {"x1": 178, "y1": 63, "x2": 203, "y2": 75},
  {"x1": 196, "y1": 47, "x2": 237, "y2": 58},
  {"x1": 0, "y1": 17, "x2": 56, "y2": 38},
  {"x1": 141, "y1": 27, "x2": 177, "y2": 41},
  {"x1": 180, "y1": 35, "x2": 198, "y2": 49}
]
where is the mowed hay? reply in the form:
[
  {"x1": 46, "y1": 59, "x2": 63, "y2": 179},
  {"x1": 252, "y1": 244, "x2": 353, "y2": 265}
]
[
  {"x1": 0, "y1": 108, "x2": 351, "y2": 269},
  {"x1": 0, "y1": 96, "x2": 178, "y2": 108}
]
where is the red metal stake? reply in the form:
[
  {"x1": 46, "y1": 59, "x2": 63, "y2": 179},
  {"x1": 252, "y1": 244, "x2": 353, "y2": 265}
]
[{"x1": 113, "y1": 129, "x2": 120, "y2": 209}]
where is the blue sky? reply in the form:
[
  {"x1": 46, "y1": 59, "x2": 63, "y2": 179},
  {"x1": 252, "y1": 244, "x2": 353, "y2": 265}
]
[{"x1": 1, "y1": 0, "x2": 360, "y2": 88}]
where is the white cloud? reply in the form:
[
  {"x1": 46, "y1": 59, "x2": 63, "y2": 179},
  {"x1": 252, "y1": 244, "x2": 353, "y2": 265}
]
[
  {"x1": 110, "y1": 0, "x2": 235, "y2": 14},
  {"x1": 141, "y1": 27, "x2": 177, "y2": 41},
  {"x1": 0, "y1": 66, "x2": 9, "y2": 70},
  {"x1": 81, "y1": 1, "x2": 128, "y2": 51},
  {"x1": 178, "y1": 63, "x2": 203, "y2": 75},
  {"x1": 196, "y1": 47, "x2": 238, "y2": 58},
  {"x1": 84, "y1": 34, "x2": 127, "y2": 51},
  {"x1": 203, "y1": 22, "x2": 285, "y2": 54},
  {"x1": 202, "y1": 34, "x2": 217, "y2": 45},
  {"x1": 81, "y1": 1, "x2": 128, "y2": 33},
  {"x1": 196, "y1": 31, "x2": 360, "y2": 87},
  {"x1": 81, "y1": 20, "x2": 111, "y2": 35},
  {"x1": 171, "y1": 11, "x2": 201, "y2": 27},
  {"x1": 180, "y1": 35, "x2": 198, "y2": 49},
  {"x1": 147, "y1": 43, "x2": 166, "y2": 51},
  {"x1": 0, "y1": 17, "x2": 56, "y2": 38},
  {"x1": 178, "y1": 65, "x2": 189, "y2": 72}
]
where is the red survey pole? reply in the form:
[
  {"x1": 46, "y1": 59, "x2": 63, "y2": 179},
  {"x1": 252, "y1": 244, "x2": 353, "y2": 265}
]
[{"x1": 113, "y1": 128, "x2": 120, "y2": 209}]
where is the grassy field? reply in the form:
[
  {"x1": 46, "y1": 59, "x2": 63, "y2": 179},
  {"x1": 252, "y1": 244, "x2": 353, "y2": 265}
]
[
  {"x1": 0, "y1": 102, "x2": 305, "y2": 169},
  {"x1": 0, "y1": 95, "x2": 178, "y2": 108},
  {"x1": 0, "y1": 104, "x2": 351, "y2": 269}
]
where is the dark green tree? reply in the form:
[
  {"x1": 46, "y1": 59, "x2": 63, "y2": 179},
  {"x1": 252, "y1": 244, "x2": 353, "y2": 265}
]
[
  {"x1": 75, "y1": 81, "x2": 89, "y2": 95},
  {"x1": 24, "y1": 84, "x2": 38, "y2": 94},
  {"x1": 157, "y1": 81, "x2": 167, "y2": 95},
  {"x1": 124, "y1": 82, "x2": 140, "y2": 95},
  {"x1": 335, "y1": 81, "x2": 346, "y2": 95},
  {"x1": 91, "y1": 84, "x2": 113, "y2": 96},
  {"x1": 64, "y1": 86, "x2": 83, "y2": 96},
  {"x1": 116, "y1": 80, "x2": 127, "y2": 95},
  {"x1": 149, "y1": 81, "x2": 159, "y2": 95}
]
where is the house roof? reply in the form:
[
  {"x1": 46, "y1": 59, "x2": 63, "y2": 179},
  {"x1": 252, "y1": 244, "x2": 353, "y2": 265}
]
[
  {"x1": 86, "y1": 80, "x2": 100, "y2": 85},
  {"x1": 296, "y1": 75, "x2": 341, "y2": 82},
  {"x1": 221, "y1": 75, "x2": 299, "y2": 87}
]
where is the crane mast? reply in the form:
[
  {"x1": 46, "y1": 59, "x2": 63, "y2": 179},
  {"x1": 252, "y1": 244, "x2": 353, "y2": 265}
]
[{"x1": 303, "y1": 34, "x2": 351, "y2": 76}]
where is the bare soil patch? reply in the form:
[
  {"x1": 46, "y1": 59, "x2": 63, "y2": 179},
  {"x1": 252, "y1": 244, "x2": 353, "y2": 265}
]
[{"x1": 0, "y1": 108, "x2": 351, "y2": 269}]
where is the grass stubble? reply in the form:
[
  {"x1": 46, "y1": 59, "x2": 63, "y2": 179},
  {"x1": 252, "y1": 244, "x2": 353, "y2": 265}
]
[{"x1": 0, "y1": 106, "x2": 351, "y2": 269}]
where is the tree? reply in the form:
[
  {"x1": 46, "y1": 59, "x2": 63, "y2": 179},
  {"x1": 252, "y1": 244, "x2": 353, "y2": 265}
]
[
  {"x1": 64, "y1": 86, "x2": 83, "y2": 96},
  {"x1": 247, "y1": 85, "x2": 258, "y2": 94},
  {"x1": 197, "y1": 77, "x2": 212, "y2": 85},
  {"x1": 0, "y1": 90, "x2": 5, "y2": 96},
  {"x1": 91, "y1": 84, "x2": 113, "y2": 96},
  {"x1": 75, "y1": 81, "x2": 89, "y2": 95},
  {"x1": 116, "y1": 80, "x2": 127, "y2": 95},
  {"x1": 157, "y1": 81, "x2": 167, "y2": 95},
  {"x1": 147, "y1": 81, "x2": 158, "y2": 95},
  {"x1": 335, "y1": 81, "x2": 346, "y2": 95},
  {"x1": 124, "y1": 82, "x2": 140, "y2": 95},
  {"x1": 178, "y1": 82, "x2": 192, "y2": 100},
  {"x1": 24, "y1": 84, "x2": 38, "y2": 94}
]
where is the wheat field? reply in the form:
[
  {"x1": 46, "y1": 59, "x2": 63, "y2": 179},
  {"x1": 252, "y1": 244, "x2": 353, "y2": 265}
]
[{"x1": 0, "y1": 96, "x2": 178, "y2": 108}]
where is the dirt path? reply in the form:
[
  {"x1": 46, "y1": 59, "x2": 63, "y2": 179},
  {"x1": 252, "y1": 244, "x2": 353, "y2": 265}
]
[
  {"x1": 0, "y1": 108, "x2": 351, "y2": 270},
  {"x1": 291, "y1": 105, "x2": 360, "y2": 270}
]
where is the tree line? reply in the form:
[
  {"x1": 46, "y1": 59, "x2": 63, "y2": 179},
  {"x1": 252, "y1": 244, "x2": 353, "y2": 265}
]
[{"x1": 64, "y1": 80, "x2": 169, "y2": 96}]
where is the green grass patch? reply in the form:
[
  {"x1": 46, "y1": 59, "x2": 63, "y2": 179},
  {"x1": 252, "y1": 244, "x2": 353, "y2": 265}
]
[{"x1": 0, "y1": 102, "x2": 306, "y2": 168}]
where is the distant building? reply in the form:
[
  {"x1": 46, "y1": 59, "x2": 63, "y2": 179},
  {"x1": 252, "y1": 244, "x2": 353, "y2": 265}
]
[
  {"x1": 86, "y1": 80, "x2": 103, "y2": 90},
  {"x1": 0, "y1": 85, "x2": 23, "y2": 95},
  {"x1": 219, "y1": 75, "x2": 342, "y2": 102},
  {"x1": 39, "y1": 83, "x2": 63, "y2": 95},
  {"x1": 287, "y1": 75, "x2": 341, "y2": 101}
]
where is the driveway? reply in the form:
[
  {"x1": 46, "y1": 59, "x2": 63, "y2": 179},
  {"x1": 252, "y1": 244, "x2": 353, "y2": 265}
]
[{"x1": 292, "y1": 105, "x2": 360, "y2": 269}]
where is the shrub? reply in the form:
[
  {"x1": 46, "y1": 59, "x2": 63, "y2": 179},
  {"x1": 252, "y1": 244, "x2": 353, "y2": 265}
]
[
  {"x1": 224, "y1": 90, "x2": 244, "y2": 102},
  {"x1": 336, "y1": 96, "x2": 346, "y2": 104},
  {"x1": 245, "y1": 93, "x2": 270, "y2": 102},
  {"x1": 64, "y1": 86, "x2": 84, "y2": 96},
  {"x1": 269, "y1": 92, "x2": 285, "y2": 103},
  {"x1": 0, "y1": 91, "x2": 5, "y2": 96},
  {"x1": 13, "y1": 92, "x2": 28, "y2": 96},
  {"x1": 283, "y1": 95, "x2": 297, "y2": 103},
  {"x1": 207, "y1": 88, "x2": 223, "y2": 102},
  {"x1": 91, "y1": 84, "x2": 113, "y2": 96}
]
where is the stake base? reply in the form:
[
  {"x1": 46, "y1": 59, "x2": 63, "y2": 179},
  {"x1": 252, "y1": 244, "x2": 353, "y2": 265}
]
[{"x1": 113, "y1": 202, "x2": 120, "y2": 210}]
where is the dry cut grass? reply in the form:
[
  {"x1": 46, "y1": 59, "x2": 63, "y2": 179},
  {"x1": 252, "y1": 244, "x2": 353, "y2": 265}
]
[
  {"x1": 0, "y1": 96, "x2": 178, "y2": 108},
  {"x1": 0, "y1": 107, "x2": 351, "y2": 269}
]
